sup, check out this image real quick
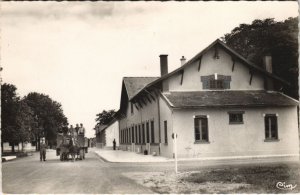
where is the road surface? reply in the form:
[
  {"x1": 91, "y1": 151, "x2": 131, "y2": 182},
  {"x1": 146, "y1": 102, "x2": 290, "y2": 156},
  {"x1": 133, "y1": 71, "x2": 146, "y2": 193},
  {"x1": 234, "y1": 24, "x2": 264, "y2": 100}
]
[
  {"x1": 3, "y1": 149, "x2": 158, "y2": 194},
  {"x1": 3, "y1": 148, "x2": 298, "y2": 194}
]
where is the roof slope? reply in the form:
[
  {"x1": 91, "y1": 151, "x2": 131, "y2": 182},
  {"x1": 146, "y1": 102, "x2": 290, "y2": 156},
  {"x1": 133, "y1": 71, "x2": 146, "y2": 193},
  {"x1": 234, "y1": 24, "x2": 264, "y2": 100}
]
[
  {"x1": 123, "y1": 77, "x2": 159, "y2": 99},
  {"x1": 163, "y1": 90, "x2": 298, "y2": 108},
  {"x1": 131, "y1": 39, "x2": 289, "y2": 101}
]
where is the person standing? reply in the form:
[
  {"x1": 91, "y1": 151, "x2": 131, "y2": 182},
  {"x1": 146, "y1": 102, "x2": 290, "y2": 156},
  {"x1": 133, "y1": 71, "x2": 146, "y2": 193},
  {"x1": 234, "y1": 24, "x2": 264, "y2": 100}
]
[
  {"x1": 78, "y1": 123, "x2": 85, "y2": 136},
  {"x1": 75, "y1": 124, "x2": 80, "y2": 135},
  {"x1": 40, "y1": 138, "x2": 47, "y2": 161},
  {"x1": 113, "y1": 139, "x2": 116, "y2": 150},
  {"x1": 69, "y1": 125, "x2": 75, "y2": 136}
]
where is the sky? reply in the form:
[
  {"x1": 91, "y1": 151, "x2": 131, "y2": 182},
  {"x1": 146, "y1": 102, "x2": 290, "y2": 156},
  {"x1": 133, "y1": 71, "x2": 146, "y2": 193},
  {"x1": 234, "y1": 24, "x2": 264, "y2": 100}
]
[{"x1": 1, "y1": 1, "x2": 298, "y2": 138}]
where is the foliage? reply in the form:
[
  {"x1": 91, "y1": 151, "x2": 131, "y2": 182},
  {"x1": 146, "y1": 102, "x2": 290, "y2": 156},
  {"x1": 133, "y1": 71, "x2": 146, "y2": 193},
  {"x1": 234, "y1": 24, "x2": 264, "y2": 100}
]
[
  {"x1": 221, "y1": 17, "x2": 298, "y2": 98},
  {"x1": 95, "y1": 109, "x2": 116, "y2": 127},
  {"x1": 23, "y1": 92, "x2": 68, "y2": 145}
]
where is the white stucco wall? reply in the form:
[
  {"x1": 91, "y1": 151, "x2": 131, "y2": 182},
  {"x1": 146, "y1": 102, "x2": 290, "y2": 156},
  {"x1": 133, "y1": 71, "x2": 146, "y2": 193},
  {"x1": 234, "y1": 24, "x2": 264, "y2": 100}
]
[
  {"x1": 159, "y1": 95, "x2": 174, "y2": 158},
  {"x1": 166, "y1": 47, "x2": 265, "y2": 92},
  {"x1": 172, "y1": 106, "x2": 299, "y2": 158},
  {"x1": 105, "y1": 121, "x2": 119, "y2": 147}
]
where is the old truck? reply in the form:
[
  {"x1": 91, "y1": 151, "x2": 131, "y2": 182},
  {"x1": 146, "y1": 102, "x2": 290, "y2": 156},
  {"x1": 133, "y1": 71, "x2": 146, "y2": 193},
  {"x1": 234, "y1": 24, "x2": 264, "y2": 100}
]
[{"x1": 56, "y1": 134, "x2": 88, "y2": 161}]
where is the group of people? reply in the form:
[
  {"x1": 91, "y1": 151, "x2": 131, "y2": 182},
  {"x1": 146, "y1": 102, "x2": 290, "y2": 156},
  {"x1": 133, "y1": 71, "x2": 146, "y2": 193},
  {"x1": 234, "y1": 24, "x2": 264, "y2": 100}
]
[
  {"x1": 40, "y1": 123, "x2": 86, "y2": 162},
  {"x1": 60, "y1": 123, "x2": 86, "y2": 137}
]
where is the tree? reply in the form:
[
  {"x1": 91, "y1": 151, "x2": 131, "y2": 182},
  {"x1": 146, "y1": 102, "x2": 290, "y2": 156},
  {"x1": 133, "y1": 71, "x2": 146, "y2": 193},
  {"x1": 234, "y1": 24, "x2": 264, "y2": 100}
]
[
  {"x1": 15, "y1": 100, "x2": 35, "y2": 151},
  {"x1": 95, "y1": 109, "x2": 116, "y2": 127},
  {"x1": 1, "y1": 83, "x2": 34, "y2": 152},
  {"x1": 221, "y1": 17, "x2": 298, "y2": 99},
  {"x1": 23, "y1": 92, "x2": 68, "y2": 150}
]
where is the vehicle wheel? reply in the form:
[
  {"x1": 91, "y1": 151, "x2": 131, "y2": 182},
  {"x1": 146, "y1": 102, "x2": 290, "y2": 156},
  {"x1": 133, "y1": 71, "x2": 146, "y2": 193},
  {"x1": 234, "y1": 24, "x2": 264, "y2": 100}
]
[{"x1": 83, "y1": 151, "x2": 85, "y2": 159}]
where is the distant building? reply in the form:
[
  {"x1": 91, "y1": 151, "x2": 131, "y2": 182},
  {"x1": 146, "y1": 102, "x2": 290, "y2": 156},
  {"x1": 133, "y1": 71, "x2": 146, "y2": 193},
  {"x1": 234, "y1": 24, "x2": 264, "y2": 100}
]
[
  {"x1": 95, "y1": 119, "x2": 119, "y2": 149},
  {"x1": 117, "y1": 39, "x2": 299, "y2": 159}
]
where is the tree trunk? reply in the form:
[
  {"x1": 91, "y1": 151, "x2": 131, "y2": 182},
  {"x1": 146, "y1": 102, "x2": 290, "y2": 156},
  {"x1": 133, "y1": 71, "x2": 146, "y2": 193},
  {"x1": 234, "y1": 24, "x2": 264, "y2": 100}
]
[
  {"x1": 1, "y1": 142, "x2": 3, "y2": 154},
  {"x1": 35, "y1": 134, "x2": 38, "y2": 151},
  {"x1": 12, "y1": 144, "x2": 15, "y2": 153},
  {"x1": 38, "y1": 136, "x2": 40, "y2": 151},
  {"x1": 21, "y1": 141, "x2": 24, "y2": 152}
]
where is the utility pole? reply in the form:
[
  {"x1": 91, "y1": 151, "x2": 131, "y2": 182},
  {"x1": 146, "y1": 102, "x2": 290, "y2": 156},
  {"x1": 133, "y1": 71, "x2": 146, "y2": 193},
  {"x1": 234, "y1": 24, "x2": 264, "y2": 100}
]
[{"x1": 172, "y1": 133, "x2": 178, "y2": 173}]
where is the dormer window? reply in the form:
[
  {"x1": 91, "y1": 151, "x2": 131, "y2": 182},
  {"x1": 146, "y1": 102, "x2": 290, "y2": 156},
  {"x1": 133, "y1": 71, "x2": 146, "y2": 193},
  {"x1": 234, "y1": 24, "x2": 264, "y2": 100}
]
[
  {"x1": 201, "y1": 74, "x2": 231, "y2": 90},
  {"x1": 209, "y1": 80, "x2": 224, "y2": 89}
]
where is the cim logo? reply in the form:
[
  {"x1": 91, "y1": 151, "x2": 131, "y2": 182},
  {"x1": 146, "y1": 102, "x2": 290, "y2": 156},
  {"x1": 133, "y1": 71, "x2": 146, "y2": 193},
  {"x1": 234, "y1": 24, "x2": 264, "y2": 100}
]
[{"x1": 276, "y1": 181, "x2": 297, "y2": 190}]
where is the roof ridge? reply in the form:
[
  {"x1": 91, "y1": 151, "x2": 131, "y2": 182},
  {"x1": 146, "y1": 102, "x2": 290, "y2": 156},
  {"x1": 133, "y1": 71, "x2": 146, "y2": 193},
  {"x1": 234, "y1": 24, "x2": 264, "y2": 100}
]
[{"x1": 123, "y1": 76, "x2": 159, "y2": 78}]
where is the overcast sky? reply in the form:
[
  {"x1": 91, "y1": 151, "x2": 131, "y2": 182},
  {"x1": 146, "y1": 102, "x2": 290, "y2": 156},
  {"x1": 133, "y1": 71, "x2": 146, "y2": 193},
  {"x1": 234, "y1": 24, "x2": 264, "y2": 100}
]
[{"x1": 1, "y1": 1, "x2": 298, "y2": 138}]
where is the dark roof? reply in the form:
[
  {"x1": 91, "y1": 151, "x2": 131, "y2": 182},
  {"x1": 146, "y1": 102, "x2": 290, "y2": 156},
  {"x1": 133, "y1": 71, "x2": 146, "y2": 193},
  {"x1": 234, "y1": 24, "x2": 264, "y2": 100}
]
[
  {"x1": 163, "y1": 90, "x2": 298, "y2": 108},
  {"x1": 131, "y1": 39, "x2": 290, "y2": 100},
  {"x1": 123, "y1": 77, "x2": 159, "y2": 99}
]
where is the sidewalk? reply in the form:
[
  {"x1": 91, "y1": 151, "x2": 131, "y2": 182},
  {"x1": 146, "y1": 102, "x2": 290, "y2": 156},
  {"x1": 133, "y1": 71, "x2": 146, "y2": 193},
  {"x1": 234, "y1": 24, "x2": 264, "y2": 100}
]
[
  {"x1": 2, "y1": 156, "x2": 17, "y2": 162},
  {"x1": 93, "y1": 148, "x2": 172, "y2": 163},
  {"x1": 92, "y1": 148, "x2": 299, "y2": 164}
]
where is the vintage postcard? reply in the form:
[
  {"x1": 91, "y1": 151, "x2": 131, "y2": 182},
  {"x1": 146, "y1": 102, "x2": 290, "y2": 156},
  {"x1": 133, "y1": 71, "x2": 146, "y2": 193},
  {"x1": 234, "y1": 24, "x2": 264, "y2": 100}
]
[{"x1": 1, "y1": 1, "x2": 299, "y2": 194}]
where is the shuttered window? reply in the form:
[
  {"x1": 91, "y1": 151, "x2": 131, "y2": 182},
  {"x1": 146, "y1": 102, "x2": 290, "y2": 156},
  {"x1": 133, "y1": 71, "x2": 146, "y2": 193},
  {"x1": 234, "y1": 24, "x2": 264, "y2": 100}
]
[
  {"x1": 151, "y1": 121, "x2": 155, "y2": 143},
  {"x1": 164, "y1": 121, "x2": 168, "y2": 144},
  {"x1": 138, "y1": 124, "x2": 141, "y2": 144},
  {"x1": 142, "y1": 124, "x2": 145, "y2": 143},
  {"x1": 146, "y1": 121, "x2": 150, "y2": 143},
  {"x1": 201, "y1": 75, "x2": 231, "y2": 90},
  {"x1": 131, "y1": 127, "x2": 134, "y2": 143}
]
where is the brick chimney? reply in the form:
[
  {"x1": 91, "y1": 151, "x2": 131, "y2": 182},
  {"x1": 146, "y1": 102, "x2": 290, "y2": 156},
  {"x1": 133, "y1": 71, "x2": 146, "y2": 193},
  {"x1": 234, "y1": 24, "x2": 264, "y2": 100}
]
[
  {"x1": 263, "y1": 55, "x2": 274, "y2": 91},
  {"x1": 160, "y1": 55, "x2": 168, "y2": 76},
  {"x1": 159, "y1": 54, "x2": 169, "y2": 92},
  {"x1": 180, "y1": 56, "x2": 186, "y2": 66}
]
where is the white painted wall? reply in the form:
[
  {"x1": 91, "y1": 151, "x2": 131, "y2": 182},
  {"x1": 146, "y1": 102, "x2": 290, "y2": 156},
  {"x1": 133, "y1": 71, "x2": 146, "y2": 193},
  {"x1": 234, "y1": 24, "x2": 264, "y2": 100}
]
[
  {"x1": 172, "y1": 106, "x2": 299, "y2": 158},
  {"x1": 166, "y1": 47, "x2": 264, "y2": 92},
  {"x1": 105, "y1": 120, "x2": 119, "y2": 147},
  {"x1": 159, "y1": 94, "x2": 174, "y2": 158}
]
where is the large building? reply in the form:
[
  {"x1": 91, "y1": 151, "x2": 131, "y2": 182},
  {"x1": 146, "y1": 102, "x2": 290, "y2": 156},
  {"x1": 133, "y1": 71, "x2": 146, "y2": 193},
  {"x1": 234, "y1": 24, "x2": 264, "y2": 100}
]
[{"x1": 117, "y1": 39, "x2": 299, "y2": 159}]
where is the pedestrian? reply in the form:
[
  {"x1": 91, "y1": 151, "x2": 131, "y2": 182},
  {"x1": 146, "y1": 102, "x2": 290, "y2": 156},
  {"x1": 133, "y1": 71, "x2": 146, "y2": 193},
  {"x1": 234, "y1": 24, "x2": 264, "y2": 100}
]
[
  {"x1": 40, "y1": 138, "x2": 47, "y2": 161},
  {"x1": 75, "y1": 124, "x2": 79, "y2": 135},
  {"x1": 78, "y1": 123, "x2": 85, "y2": 136},
  {"x1": 113, "y1": 139, "x2": 116, "y2": 150},
  {"x1": 69, "y1": 125, "x2": 75, "y2": 136}
]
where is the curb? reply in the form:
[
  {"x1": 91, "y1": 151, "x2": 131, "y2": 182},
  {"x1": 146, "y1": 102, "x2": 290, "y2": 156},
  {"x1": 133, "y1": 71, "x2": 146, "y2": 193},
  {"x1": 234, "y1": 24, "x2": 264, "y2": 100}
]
[
  {"x1": 93, "y1": 151, "x2": 112, "y2": 163},
  {"x1": 2, "y1": 156, "x2": 17, "y2": 162}
]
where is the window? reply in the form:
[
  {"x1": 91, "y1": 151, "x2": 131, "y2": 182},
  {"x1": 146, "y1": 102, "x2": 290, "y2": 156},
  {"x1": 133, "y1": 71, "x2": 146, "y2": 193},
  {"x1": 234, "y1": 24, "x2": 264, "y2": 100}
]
[
  {"x1": 209, "y1": 80, "x2": 224, "y2": 89},
  {"x1": 151, "y1": 121, "x2": 155, "y2": 143},
  {"x1": 130, "y1": 102, "x2": 134, "y2": 115},
  {"x1": 201, "y1": 75, "x2": 231, "y2": 90},
  {"x1": 121, "y1": 130, "x2": 123, "y2": 144},
  {"x1": 131, "y1": 127, "x2": 134, "y2": 143},
  {"x1": 265, "y1": 114, "x2": 278, "y2": 140},
  {"x1": 135, "y1": 125, "x2": 138, "y2": 143},
  {"x1": 228, "y1": 111, "x2": 244, "y2": 124},
  {"x1": 127, "y1": 128, "x2": 130, "y2": 144},
  {"x1": 138, "y1": 124, "x2": 141, "y2": 144},
  {"x1": 142, "y1": 124, "x2": 145, "y2": 143},
  {"x1": 194, "y1": 116, "x2": 209, "y2": 142},
  {"x1": 146, "y1": 121, "x2": 150, "y2": 143},
  {"x1": 164, "y1": 120, "x2": 168, "y2": 144}
]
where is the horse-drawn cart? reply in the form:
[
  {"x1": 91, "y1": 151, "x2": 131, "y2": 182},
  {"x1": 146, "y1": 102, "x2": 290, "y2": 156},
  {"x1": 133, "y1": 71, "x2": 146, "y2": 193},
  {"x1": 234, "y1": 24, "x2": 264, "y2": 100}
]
[{"x1": 56, "y1": 134, "x2": 88, "y2": 161}]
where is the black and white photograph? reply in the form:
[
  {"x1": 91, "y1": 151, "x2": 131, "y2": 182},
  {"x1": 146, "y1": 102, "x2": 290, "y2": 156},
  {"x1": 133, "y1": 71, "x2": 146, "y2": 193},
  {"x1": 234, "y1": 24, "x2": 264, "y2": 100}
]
[{"x1": 1, "y1": 1, "x2": 299, "y2": 194}]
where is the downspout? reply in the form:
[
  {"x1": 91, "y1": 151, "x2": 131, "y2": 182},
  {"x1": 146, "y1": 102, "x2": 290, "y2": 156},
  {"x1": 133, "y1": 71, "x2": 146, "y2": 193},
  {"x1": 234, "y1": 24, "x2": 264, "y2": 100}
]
[
  {"x1": 157, "y1": 94, "x2": 161, "y2": 155},
  {"x1": 171, "y1": 109, "x2": 174, "y2": 159}
]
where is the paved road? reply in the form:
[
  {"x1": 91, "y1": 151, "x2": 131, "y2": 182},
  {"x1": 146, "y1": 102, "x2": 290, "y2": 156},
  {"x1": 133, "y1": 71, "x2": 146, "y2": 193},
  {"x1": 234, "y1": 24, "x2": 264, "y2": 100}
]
[
  {"x1": 3, "y1": 149, "x2": 298, "y2": 194},
  {"x1": 3, "y1": 149, "x2": 157, "y2": 194}
]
